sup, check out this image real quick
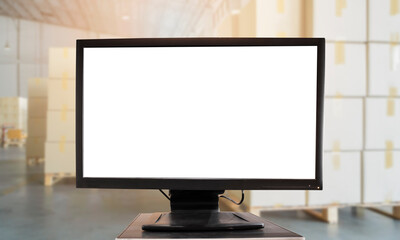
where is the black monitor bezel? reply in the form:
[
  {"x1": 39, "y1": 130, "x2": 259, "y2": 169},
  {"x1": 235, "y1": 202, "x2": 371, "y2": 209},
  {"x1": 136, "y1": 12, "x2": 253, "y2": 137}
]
[{"x1": 76, "y1": 38, "x2": 324, "y2": 190}]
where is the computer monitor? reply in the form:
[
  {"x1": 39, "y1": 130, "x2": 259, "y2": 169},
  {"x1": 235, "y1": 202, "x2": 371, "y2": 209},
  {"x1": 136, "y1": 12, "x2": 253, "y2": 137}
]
[{"x1": 76, "y1": 38, "x2": 325, "y2": 231}]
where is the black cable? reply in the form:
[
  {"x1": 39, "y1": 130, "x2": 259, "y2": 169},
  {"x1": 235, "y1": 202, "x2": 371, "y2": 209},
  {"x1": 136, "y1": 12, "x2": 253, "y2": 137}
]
[
  {"x1": 158, "y1": 189, "x2": 244, "y2": 205},
  {"x1": 159, "y1": 189, "x2": 170, "y2": 201},
  {"x1": 219, "y1": 190, "x2": 244, "y2": 205}
]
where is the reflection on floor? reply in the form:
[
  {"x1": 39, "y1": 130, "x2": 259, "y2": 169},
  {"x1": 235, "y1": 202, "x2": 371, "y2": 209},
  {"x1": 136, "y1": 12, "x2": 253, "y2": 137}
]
[{"x1": 1, "y1": 147, "x2": 399, "y2": 240}]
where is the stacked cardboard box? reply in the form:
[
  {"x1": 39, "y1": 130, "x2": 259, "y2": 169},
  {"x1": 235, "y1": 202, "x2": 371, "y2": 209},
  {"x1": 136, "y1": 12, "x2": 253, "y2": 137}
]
[
  {"x1": 217, "y1": 0, "x2": 303, "y2": 38},
  {"x1": 363, "y1": 0, "x2": 400, "y2": 205},
  {"x1": 45, "y1": 48, "x2": 76, "y2": 176},
  {"x1": 0, "y1": 97, "x2": 27, "y2": 142},
  {"x1": 363, "y1": 151, "x2": 400, "y2": 203},
  {"x1": 369, "y1": 0, "x2": 400, "y2": 42},
  {"x1": 26, "y1": 78, "x2": 47, "y2": 161}
]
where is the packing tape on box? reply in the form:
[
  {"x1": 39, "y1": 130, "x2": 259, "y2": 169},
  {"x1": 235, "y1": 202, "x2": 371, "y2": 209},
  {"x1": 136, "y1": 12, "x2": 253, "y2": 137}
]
[
  {"x1": 277, "y1": 0, "x2": 284, "y2": 13},
  {"x1": 61, "y1": 104, "x2": 68, "y2": 121},
  {"x1": 335, "y1": 92, "x2": 343, "y2": 99},
  {"x1": 333, "y1": 140, "x2": 341, "y2": 152},
  {"x1": 385, "y1": 192, "x2": 393, "y2": 204},
  {"x1": 274, "y1": 203, "x2": 283, "y2": 208},
  {"x1": 277, "y1": 31, "x2": 287, "y2": 37},
  {"x1": 333, "y1": 153, "x2": 341, "y2": 170},
  {"x1": 34, "y1": 78, "x2": 40, "y2": 85},
  {"x1": 389, "y1": 86, "x2": 398, "y2": 97},
  {"x1": 385, "y1": 151, "x2": 393, "y2": 169},
  {"x1": 335, "y1": 42, "x2": 345, "y2": 65},
  {"x1": 387, "y1": 87, "x2": 397, "y2": 116},
  {"x1": 305, "y1": 190, "x2": 309, "y2": 205},
  {"x1": 390, "y1": 0, "x2": 399, "y2": 16},
  {"x1": 331, "y1": 201, "x2": 340, "y2": 206},
  {"x1": 390, "y1": 33, "x2": 399, "y2": 45},
  {"x1": 63, "y1": 48, "x2": 69, "y2": 59},
  {"x1": 62, "y1": 72, "x2": 69, "y2": 90},
  {"x1": 386, "y1": 140, "x2": 394, "y2": 155},
  {"x1": 59, "y1": 135, "x2": 66, "y2": 153},
  {"x1": 335, "y1": 0, "x2": 347, "y2": 17},
  {"x1": 385, "y1": 140, "x2": 394, "y2": 169},
  {"x1": 387, "y1": 99, "x2": 395, "y2": 116}
]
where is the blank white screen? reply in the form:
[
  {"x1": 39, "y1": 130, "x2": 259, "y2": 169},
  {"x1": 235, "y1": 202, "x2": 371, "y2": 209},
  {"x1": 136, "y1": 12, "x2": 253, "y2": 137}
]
[{"x1": 83, "y1": 46, "x2": 317, "y2": 179}]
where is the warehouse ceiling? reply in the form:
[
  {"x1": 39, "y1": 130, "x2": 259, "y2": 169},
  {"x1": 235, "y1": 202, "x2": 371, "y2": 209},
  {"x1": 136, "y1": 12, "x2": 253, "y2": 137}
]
[{"x1": 0, "y1": 0, "x2": 231, "y2": 37}]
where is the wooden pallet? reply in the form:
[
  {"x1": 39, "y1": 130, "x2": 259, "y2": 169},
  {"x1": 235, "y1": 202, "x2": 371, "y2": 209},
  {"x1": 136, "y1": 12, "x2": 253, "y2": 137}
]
[
  {"x1": 221, "y1": 200, "x2": 340, "y2": 224},
  {"x1": 26, "y1": 157, "x2": 44, "y2": 166},
  {"x1": 44, "y1": 173, "x2": 74, "y2": 186},
  {"x1": 303, "y1": 207, "x2": 339, "y2": 223},
  {"x1": 3, "y1": 139, "x2": 25, "y2": 148},
  {"x1": 361, "y1": 203, "x2": 400, "y2": 220}
]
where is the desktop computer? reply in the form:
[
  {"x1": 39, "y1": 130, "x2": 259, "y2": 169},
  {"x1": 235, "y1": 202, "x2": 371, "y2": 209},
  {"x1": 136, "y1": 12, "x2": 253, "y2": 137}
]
[{"x1": 76, "y1": 38, "x2": 325, "y2": 232}]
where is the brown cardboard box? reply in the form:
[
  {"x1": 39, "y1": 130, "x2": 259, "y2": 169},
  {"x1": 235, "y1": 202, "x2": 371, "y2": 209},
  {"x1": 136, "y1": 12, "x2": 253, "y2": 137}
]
[
  {"x1": 0, "y1": 97, "x2": 27, "y2": 132},
  {"x1": 26, "y1": 137, "x2": 46, "y2": 158},
  {"x1": 28, "y1": 98, "x2": 47, "y2": 118},
  {"x1": 28, "y1": 118, "x2": 46, "y2": 137},
  {"x1": 28, "y1": 78, "x2": 48, "y2": 97}
]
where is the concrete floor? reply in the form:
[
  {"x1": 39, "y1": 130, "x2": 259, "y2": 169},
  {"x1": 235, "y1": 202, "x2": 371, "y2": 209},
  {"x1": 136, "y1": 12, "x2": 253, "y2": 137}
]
[{"x1": 1, "y1": 147, "x2": 399, "y2": 240}]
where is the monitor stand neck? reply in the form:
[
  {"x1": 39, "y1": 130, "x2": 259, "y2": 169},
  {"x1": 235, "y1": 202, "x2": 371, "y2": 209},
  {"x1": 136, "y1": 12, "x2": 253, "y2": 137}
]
[
  {"x1": 142, "y1": 190, "x2": 264, "y2": 232},
  {"x1": 170, "y1": 190, "x2": 223, "y2": 212}
]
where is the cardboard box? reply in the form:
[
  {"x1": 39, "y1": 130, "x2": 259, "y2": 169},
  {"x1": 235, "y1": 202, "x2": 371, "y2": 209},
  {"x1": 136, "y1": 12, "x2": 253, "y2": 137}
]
[
  {"x1": 227, "y1": 190, "x2": 306, "y2": 210},
  {"x1": 0, "y1": 97, "x2": 27, "y2": 132},
  {"x1": 46, "y1": 110, "x2": 75, "y2": 141},
  {"x1": 26, "y1": 137, "x2": 46, "y2": 158},
  {"x1": 308, "y1": 152, "x2": 361, "y2": 205},
  {"x1": 369, "y1": 0, "x2": 400, "y2": 42},
  {"x1": 365, "y1": 98, "x2": 400, "y2": 150},
  {"x1": 363, "y1": 151, "x2": 400, "y2": 203},
  {"x1": 255, "y1": 0, "x2": 303, "y2": 37},
  {"x1": 306, "y1": 0, "x2": 367, "y2": 41},
  {"x1": 28, "y1": 78, "x2": 48, "y2": 97},
  {"x1": 28, "y1": 98, "x2": 47, "y2": 118},
  {"x1": 369, "y1": 43, "x2": 400, "y2": 96},
  {"x1": 325, "y1": 43, "x2": 366, "y2": 96},
  {"x1": 28, "y1": 118, "x2": 46, "y2": 137},
  {"x1": 324, "y1": 98, "x2": 363, "y2": 151},
  {"x1": 0, "y1": 97, "x2": 27, "y2": 110},
  {"x1": 48, "y1": 48, "x2": 76, "y2": 79},
  {"x1": 45, "y1": 142, "x2": 75, "y2": 174},
  {"x1": 47, "y1": 79, "x2": 75, "y2": 110},
  {"x1": 225, "y1": 189, "x2": 307, "y2": 212}
]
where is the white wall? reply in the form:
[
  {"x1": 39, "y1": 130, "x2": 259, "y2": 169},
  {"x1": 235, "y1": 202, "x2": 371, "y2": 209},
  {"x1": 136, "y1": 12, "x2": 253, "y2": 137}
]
[{"x1": 0, "y1": 16, "x2": 118, "y2": 97}]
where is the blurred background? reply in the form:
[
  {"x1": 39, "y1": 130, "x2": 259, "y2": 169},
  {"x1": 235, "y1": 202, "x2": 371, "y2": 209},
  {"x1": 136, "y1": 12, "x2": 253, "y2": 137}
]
[{"x1": 0, "y1": 0, "x2": 399, "y2": 239}]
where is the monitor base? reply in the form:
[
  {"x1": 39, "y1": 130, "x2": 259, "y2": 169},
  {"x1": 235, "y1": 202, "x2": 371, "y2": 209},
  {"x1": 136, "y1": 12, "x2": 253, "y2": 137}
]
[
  {"x1": 142, "y1": 211, "x2": 264, "y2": 231},
  {"x1": 142, "y1": 190, "x2": 264, "y2": 232}
]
